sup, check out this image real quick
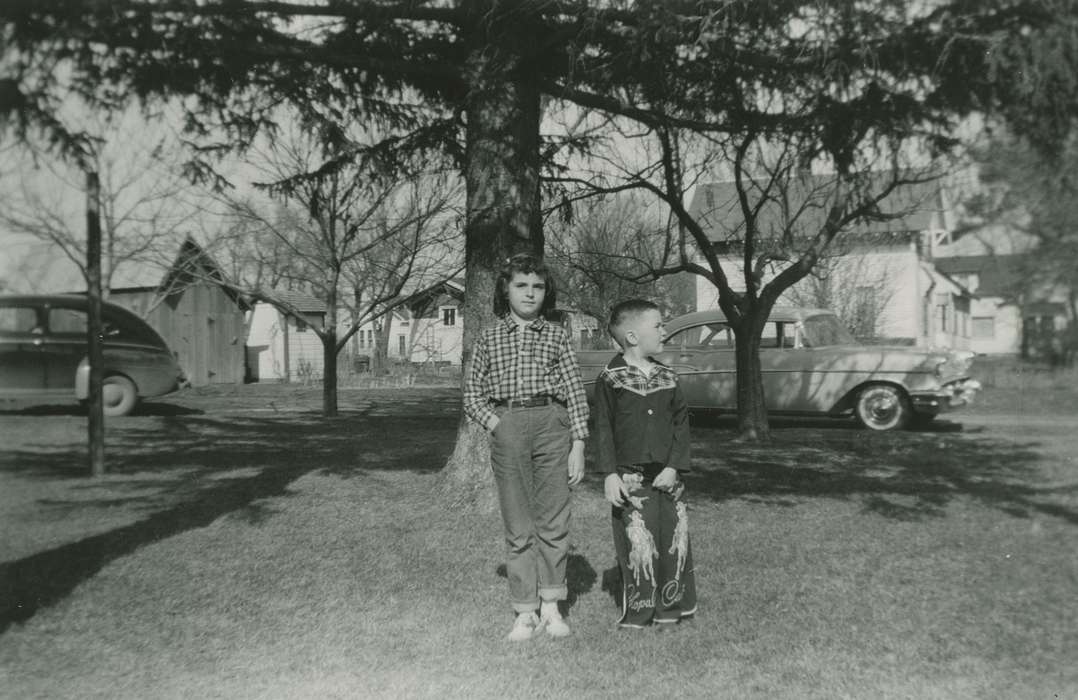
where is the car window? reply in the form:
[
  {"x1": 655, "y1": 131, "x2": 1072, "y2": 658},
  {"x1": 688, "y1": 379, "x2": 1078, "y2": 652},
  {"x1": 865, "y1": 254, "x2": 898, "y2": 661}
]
[
  {"x1": 0, "y1": 306, "x2": 40, "y2": 332},
  {"x1": 103, "y1": 312, "x2": 164, "y2": 346},
  {"x1": 803, "y1": 314, "x2": 857, "y2": 347},
  {"x1": 767, "y1": 322, "x2": 799, "y2": 349},
  {"x1": 782, "y1": 322, "x2": 799, "y2": 348},
  {"x1": 666, "y1": 322, "x2": 733, "y2": 350},
  {"x1": 48, "y1": 307, "x2": 89, "y2": 335}
]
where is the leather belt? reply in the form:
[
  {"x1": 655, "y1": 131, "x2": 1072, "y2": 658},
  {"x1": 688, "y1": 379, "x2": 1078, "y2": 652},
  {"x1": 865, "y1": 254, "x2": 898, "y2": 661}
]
[{"x1": 495, "y1": 396, "x2": 562, "y2": 409}]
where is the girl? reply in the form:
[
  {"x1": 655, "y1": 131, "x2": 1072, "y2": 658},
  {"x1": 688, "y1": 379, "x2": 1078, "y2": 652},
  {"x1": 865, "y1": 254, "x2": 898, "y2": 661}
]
[{"x1": 463, "y1": 253, "x2": 589, "y2": 641}]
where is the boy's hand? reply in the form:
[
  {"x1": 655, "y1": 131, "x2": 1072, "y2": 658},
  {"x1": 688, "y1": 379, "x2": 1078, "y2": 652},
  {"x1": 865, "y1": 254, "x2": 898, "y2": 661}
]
[
  {"x1": 486, "y1": 416, "x2": 500, "y2": 433},
  {"x1": 653, "y1": 467, "x2": 678, "y2": 493},
  {"x1": 604, "y1": 473, "x2": 629, "y2": 506},
  {"x1": 567, "y1": 440, "x2": 585, "y2": 486}
]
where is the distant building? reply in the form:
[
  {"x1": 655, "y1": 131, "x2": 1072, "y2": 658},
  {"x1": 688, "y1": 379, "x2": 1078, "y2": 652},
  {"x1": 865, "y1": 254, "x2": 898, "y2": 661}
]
[
  {"x1": 109, "y1": 238, "x2": 249, "y2": 385},
  {"x1": 351, "y1": 279, "x2": 465, "y2": 368},
  {"x1": 246, "y1": 291, "x2": 327, "y2": 382},
  {"x1": 934, "y1": 252, "x2": 1072, "y2": 358}
]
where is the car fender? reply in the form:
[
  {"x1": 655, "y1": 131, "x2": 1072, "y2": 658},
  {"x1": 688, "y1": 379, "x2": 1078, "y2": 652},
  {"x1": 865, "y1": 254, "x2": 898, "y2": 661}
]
[{"x1": 832, "y1": 379, "x2": 914, "y2": 415}]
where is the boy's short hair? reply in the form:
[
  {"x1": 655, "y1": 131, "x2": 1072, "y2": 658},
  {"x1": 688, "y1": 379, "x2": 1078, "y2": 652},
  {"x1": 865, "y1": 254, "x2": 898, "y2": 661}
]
[
  {"x1": 608, "y1": 298, "x2": 660, "y2": 346},
  {"x1": 493, "y1": 253, "x2": 559, "y2": 318}
]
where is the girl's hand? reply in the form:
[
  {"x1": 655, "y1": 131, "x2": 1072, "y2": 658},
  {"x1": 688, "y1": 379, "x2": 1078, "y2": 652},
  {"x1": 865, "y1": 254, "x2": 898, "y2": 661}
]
[
  {"x1": 653, "y1": 467, "x2": 678, "y2": 493},
  {"x1": 604, "y1": 473, "x2": 628, "y2": 506},
  {"x1": 567, "y1": 440, "x2": 585, "y2": 486}
]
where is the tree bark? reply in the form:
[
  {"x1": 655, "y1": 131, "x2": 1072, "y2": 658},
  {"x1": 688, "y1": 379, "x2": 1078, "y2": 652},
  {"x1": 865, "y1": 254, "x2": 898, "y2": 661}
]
[
  {"x1": 322, "y1": 291, "x2": 339, "y2": 416},
  {"x1": 322, "y1": 328, "x2": 338, "y2": 417},
  {"x1": 441, "y1": 1, "x2": 543, "y2": 505},
  {"x1": 86, "y1": 170, "x2": 106, "y2": 477},
  {"x1": 733, "y1": 312, "x2": 771, "y2": 443}
]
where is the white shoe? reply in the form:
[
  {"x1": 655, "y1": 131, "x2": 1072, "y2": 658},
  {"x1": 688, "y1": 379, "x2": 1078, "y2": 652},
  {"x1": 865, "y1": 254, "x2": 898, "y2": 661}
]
[
  {"x1": 540, "y1": 604, "x2": 570, "y2": 638},
  {"x1": 507, "y1": 612, "x2": 539, "y2": 642}
]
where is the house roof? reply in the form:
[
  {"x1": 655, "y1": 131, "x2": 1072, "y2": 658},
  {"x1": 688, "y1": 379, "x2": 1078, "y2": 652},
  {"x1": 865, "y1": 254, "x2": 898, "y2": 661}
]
[
  {"x1": 402, "y1": 277, "x2": 466, "y2": 312},
  {"x1": 687, "y1": 172, "x2": 946, "y2": 244},
  {"x1": 263, "y1": 289, "x2": 327, "y2": 315},
  {"x1": 107, "y1": 238, "x2": 250, "y2": 310},
  {"x1": 933, "y1": 254, "x2": 1027, "y2": 298}
]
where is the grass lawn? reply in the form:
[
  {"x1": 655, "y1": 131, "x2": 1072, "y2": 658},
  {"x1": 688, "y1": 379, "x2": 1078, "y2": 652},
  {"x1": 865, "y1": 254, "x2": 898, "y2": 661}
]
[{"x1": 1, "y1": 383, "x2": 1076, "y2": 699}]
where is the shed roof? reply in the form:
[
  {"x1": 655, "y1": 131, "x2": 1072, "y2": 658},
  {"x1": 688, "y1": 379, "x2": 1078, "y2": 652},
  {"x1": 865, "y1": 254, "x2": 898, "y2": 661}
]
[{"x1": 263, "y1": 289, "x2": 327, "y2": 314}]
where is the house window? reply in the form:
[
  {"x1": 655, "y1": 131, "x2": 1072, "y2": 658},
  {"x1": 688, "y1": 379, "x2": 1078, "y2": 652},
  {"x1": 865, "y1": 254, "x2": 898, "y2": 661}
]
[
  {"x1": 956, "y1": 273, "x2": 979, "y2": 293},
  {"x1": 442, "y1": 307, "x2": 456, "y2": 327},
  {"x1": 358, "y1": 332, "x2": 365, "y2": 349},
  {"x1": 398, "y1": 334, "x2": 406, "y2": 357},
  {"x1": 972, "y1": 317, "x2": 995, "y2": 339},
  {"x1": 935, "y1": 294, "x2": 950, "y2": 333},
  {"x1": 295, "y1": 317, "x2": 308, "y2": 332}
]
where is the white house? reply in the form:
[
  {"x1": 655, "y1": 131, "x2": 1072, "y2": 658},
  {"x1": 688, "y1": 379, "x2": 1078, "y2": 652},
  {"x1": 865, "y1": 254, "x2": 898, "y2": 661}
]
[
  {"x1": 935, "y1": 249, "x2": 1075, "y2": 358},
  {"x1": 686, "y1": 175, "x2": 975, "y2": 350},
  {"x1": 246, "y1": 290, "x2": 327, "y2": 382},
  {"x1": 350, "y1": 279, "x2": 466, "y2": 368}
]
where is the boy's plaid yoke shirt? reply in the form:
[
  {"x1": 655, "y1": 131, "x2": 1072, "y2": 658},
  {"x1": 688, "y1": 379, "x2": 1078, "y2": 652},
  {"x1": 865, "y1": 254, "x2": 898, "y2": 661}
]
[
  {"x1": 463, "y1": 315, "x2": 590, "y2": 441},
  {"x1": 592, "y1": 354, "x2": 690, "y2": 474}
]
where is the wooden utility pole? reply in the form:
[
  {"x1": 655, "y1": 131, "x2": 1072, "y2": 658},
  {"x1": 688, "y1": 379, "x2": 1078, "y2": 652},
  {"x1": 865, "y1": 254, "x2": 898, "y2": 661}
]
[{"x1": 86, "y1": 170, "x2": 105, "y2": 477}]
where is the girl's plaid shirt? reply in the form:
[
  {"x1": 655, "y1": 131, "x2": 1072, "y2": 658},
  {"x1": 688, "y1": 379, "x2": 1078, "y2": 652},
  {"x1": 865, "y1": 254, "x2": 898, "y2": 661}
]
[{"x1": 463, "y1": 315, "x2": 590, "y2": 441}]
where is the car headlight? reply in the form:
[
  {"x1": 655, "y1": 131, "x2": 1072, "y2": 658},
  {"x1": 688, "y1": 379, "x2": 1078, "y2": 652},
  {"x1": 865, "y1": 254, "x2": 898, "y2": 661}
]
[{"x1": 936, "y1": 351, "x2": 973, "y2": 378}]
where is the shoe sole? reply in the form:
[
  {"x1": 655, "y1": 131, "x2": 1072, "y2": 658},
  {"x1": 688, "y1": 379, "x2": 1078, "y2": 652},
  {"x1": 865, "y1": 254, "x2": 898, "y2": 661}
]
[{"x1": 541, "y1": 619, "x2": 570, "y2": 638}]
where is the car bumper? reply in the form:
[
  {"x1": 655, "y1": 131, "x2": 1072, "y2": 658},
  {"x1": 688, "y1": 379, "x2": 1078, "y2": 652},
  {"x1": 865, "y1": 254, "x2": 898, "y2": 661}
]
[{"x1": 910, "y1": 379, "x2": 983, "y2": 415}]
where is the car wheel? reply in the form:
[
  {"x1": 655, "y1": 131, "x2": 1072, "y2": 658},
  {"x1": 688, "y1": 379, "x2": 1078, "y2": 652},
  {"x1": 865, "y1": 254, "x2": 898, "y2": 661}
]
[
  {"x1": 102, "y1": 375, "x2": 138, "y2": 417},
  {"x1": 855, "y1": 384, "x2": 911, "y2": 431}
]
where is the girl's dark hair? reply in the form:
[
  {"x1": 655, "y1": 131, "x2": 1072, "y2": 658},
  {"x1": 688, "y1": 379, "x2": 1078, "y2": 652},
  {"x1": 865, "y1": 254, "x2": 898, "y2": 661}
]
[{"x1": 493, "y1": 253, "x2": 558, "y2": 318}]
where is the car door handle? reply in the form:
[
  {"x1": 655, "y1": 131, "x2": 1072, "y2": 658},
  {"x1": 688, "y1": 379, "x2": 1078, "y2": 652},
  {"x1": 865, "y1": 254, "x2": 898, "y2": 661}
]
[{"x1": 32, "y1": 338, "x2": 44, "y2": 346}]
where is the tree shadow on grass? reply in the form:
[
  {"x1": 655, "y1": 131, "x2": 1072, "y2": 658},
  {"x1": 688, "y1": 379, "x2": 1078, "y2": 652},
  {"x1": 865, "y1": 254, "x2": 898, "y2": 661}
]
[
  {"x1": 684, "y1": 421, "x2": 1078, "y2": 526},
  {"x1": 0, "y1": 411, "x2": 459, "y2": 634},
  {"x1": 0, "y1": 402, "x2": 204, "y2": 417}
]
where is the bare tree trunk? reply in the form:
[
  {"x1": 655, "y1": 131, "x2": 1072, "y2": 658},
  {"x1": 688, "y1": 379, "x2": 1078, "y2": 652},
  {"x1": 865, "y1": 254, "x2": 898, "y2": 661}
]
[
  {"x1": 441, "y1": 2, "x2": 543, "y2": 505},
  {"x1": 323, "y1": 330, "x2": 338, "y2": 417},
  {"x1": 733, "y1": 317, "x2": 771, "y2": 443},
  {"x1": 86, "y1": 171, "x2": 106, "y2": 477},
  {"x1": 374, "y1": 317, "x2": 391, "y2": 373},
  {"x1": 322, "y1": 294, "x2": 339, "y2": 416}
]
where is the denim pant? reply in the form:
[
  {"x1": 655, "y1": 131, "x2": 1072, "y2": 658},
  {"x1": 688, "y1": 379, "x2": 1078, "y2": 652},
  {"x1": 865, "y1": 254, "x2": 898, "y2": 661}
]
[{"x1": 489, "y1": 402, "x2": 571, "y2": 613}]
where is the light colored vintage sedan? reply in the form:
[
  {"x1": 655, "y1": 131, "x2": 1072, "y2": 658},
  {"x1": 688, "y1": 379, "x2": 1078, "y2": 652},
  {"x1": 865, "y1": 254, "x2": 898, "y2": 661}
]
[{"x1": 578, "y1": 306, "x2": 982, "y2": 431}]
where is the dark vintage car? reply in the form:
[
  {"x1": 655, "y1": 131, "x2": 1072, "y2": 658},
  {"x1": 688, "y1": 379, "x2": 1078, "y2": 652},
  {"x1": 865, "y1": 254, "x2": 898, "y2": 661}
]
[
  {"x1": 0, "y1": 294, "x2": 183, "y2": 416},
  {"x1": 576, "y1": 306, "x2": 982, "y2": 431}
]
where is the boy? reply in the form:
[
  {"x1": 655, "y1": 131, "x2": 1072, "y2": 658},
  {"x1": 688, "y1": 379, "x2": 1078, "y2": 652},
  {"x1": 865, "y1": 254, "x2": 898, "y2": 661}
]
[{"x1": 592, "y1": 299, "x2": 697, "y2": 629}]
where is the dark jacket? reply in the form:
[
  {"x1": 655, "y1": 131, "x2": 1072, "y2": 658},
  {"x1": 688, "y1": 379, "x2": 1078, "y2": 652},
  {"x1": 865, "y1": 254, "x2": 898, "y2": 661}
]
[{"x1": 592, "y1": 354, "x2": 691, "y2": 474}]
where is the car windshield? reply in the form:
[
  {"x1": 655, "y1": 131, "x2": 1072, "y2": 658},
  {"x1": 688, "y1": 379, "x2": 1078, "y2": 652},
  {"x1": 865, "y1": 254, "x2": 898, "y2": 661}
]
[{"x1": 802, "y1": 313, "x2": 857, "y2": 347}]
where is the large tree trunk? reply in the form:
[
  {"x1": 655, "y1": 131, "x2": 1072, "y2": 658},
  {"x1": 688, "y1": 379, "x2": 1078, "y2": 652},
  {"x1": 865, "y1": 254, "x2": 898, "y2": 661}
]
[
  {"x1": 441, "y1": 1, "x2": 543, "y2": 505},
  {"x1": 733, "y1": 315, "x2": 771, "y2": 443}
]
